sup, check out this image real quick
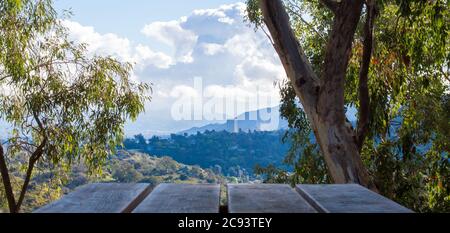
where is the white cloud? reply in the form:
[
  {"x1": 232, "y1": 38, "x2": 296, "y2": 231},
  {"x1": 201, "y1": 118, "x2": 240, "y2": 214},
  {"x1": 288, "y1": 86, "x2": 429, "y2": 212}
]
[
  {"x1": 141, "y1": 19, "x2": 198, "y2": 64},
  {"x1": 170, "y1": 85, "x2": 200, "y2": 99},
  {"x1": 62, "y1": 20, "x2": 173, "y2": 69},
  {"x1": 223, "y1": 34, "x2": 261, "y2": 58},
  {"x1": 60, "y1": 2, "x2": 286, "y2": 135},
  {"x1": 62, "y1": 20, "x2": 132, "y2": 60},
  {"x1": 133, "y1": 44, "x2": 173, "y2": 69},
  {"x1": 192, "y1": 3, "x2": 246, "y2": 26},
  {"x1": 235, "y1": 57, "x2": 286, "y2": 84},
  {"x1": 202, "y1": 43, "x2": 225, "y2": 56}
]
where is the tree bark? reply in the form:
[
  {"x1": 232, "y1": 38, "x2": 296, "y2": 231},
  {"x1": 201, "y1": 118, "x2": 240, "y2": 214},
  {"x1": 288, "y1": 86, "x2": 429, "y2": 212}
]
[
  {"x1": 14, "y1": 137, "x2": 46, "y2": 212},
  {"x1": 260, "y1": 0, "x2": 376, "y2": 189},
  {"x1": 0, "y1": 111, "x2": 48, "y2": 213},
  {"x1": 319, "y1": 0, "x2": 338, "y2": 13},
  {"x1": 356, "y1": 0, "x2": 376, "y2": 151},
  {"x1": 0, "y1": 144, "x2": 17, "y2": 213}
]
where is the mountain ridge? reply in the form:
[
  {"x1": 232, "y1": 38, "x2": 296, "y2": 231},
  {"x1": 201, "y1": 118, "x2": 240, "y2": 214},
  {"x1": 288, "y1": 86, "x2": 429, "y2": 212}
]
[{"x1": 179, "y1": 106, "x2": 288, "y2": 135}]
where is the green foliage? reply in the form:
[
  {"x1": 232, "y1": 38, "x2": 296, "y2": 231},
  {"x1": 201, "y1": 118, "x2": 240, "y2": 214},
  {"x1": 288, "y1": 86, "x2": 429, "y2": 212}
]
[
  {"x1": 349, "y1": 0, "x2": 450, "y2": 212},
  {"x1": 255, "y1": 79, "x2": 330, "y2": 186},
  {"x1": 108, "y1": 151, "x2": 225, "y2": 186},
  {"x1": 0, "y1": 150, "x2": 226, "y2": 212},
  {"x1": 247, "y1": 0, "x2": 449, "y2": 212},
  {"x1": 245, "y1": 0, "x2": 263, "y2": 29},
  {"x1": 0, "y1": 150, "x2": 109, "y2": 213},
  {"x1": 124, "y1": 130, "x2": 290, "y2": 178},
  {"x1": 0, "y1": 0, "x2": 150, "y2": 212}
]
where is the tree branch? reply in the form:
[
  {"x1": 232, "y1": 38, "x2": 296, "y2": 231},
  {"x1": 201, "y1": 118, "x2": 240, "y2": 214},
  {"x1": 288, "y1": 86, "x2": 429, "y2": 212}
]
[
  {"x1": 0, "y1": 59, "x2": 86, "y2": 82},
  {"x1": 318, "y1": 0, "x2": 364, "y2": 124},
  {"x1": 14, "y1": 136, "x2": 47, "y2": 212},
  {"x1": 285, "y1": 5, "x2": 327, "y2": 42},
  {"x1": 320, "y1": 0, "x2": 339, "y2": 13},
  {"x1": 14, "y1": 111, "x2": 48, "y2": 212},
  {"x1": 259, "y1": 0, "x2": 320, "y2": 107},
  {"x1": 0, "y1": 144, "x2": 17, "y2": 213},
  {"x1": 356, "y1": 0, "x2": 377, "y2": 151}
]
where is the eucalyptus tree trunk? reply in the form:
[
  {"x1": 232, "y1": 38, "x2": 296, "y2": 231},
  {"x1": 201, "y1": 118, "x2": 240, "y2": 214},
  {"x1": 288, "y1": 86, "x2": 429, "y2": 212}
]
[{"x1": 259, "y1": 0, "x2": 376, "y2": 189}]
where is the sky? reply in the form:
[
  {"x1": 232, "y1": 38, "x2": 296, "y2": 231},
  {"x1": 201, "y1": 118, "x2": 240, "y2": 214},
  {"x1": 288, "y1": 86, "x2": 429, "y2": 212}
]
[{"x1": 50, "y1": 0, "x2": 287, "y2": 136}]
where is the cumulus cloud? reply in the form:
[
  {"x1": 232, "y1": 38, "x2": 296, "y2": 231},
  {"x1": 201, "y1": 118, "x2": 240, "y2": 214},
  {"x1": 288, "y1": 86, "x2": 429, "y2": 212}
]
[
  {"x1": 133, "y1": 44, "x2": 173, "y2": 69},
  {"x1": 61, "y1": 2, "x2": 286, "y2": 135},
  {"x1": 62, "y1": 20, "x2": 173, "y2": 69},
  {"x1": 192, "y1": 3, "x2": 243, "y2": 25},
  {"x1": 141, "y1": 19, "x2": 198, "y2": 63},
  {"x1": 62, "y1": 20, "x2": 131, "y2": 58},
  {"x1": 136, "y1": 2, "x2": 285, "y2": 135},
  {"x1": 202, "y1": 43, "x2": 224, "y2": 56}
]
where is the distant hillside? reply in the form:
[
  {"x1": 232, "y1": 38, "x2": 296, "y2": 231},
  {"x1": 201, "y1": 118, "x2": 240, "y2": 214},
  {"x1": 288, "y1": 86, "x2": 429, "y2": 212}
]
[
  {"x1": 179, "y1": 106, "x2": 288, "y2": 135},
  {"x1": 124, "y1": 130, "x2": 291, "y2": 176},
  {"x1": 178, "y1": 105, "x2": 362, "y2": 135},
  {"x1": 1, "y1": 150, "x2": 228, "y2": 213},
  {"x1": 109, "y1": 150, "x2": 227, "y2": 185}
]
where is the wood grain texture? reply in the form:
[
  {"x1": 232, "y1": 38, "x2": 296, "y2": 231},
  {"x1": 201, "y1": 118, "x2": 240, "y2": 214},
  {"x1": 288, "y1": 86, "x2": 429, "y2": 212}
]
[
  {"x1": 34, "y1": 183, "x2": 152, "y2": 213},
  {"x1": 227, "y1": 184, "x2": 317, "y2": 213},
  {"x1": 296, "y1": 184, "x2": 414, "y2": 213},
  {"x1": 132, "y1": 183, "x2": 220, "y2": 213}
]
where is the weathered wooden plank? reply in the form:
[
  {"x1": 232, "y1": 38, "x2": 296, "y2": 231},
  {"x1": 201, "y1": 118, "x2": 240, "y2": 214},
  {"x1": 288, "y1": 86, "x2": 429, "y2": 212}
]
[
  {"x1": 34, "y1": 183, "x2": 152, "y2": 213},
  {"x1": 227, "y1": 184, "x2": 317, "y2": 213},
  {"x1": 296, "y1": 184, "x2": 414, "y2": 213},
  {"x1": 132, "y1": 183, "x2": 220, "y2": 213}
]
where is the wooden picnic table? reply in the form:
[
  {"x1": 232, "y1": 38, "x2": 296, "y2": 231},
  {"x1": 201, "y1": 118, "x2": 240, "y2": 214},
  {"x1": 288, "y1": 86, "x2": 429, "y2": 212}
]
[{"x1": 34, "y1": 183, "x2": 413, "y2": 213}]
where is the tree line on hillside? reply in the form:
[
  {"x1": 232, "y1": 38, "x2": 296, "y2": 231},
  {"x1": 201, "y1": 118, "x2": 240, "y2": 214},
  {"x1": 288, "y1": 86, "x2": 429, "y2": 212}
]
[{"x1": 123, "y1": 130, "x2": 291, "y2": 177}]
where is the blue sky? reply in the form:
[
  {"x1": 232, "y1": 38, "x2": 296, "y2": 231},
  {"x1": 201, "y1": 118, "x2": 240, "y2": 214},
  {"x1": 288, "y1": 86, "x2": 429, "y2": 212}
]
[
  {"x1": 0, "y1": 1, "x2": 358, "y2": 137},
  {"x1": 49, "y1": 1, "x2": 286, "y2": 136},
  {"x1": 54, "y1": 0, "x2": 244, "y2": 52},
  {"x1": 54, "y1": 0, "x2": 243, "y2": 27},
  {"x1": 2, "y1": 1, "x2": 282, "y2": 137}
]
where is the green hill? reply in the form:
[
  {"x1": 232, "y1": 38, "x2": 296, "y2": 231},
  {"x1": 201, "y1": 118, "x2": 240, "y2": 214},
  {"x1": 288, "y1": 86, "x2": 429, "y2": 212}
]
[{"x1": 0, "y1": 150, "x2": 232, "y2": 213}]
